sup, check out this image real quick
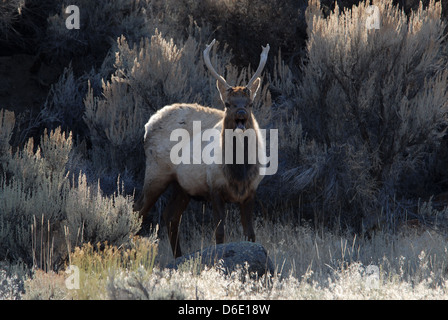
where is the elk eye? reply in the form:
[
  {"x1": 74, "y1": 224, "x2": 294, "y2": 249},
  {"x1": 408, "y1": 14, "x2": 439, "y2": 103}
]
[{"x1": 225, "y1": 103, "x2": 232, "y2": 108}]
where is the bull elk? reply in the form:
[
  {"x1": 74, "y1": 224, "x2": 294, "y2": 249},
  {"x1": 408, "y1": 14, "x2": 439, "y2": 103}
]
[{"x1": 136, "y1": 39, "x2": 270, "y2": 258}]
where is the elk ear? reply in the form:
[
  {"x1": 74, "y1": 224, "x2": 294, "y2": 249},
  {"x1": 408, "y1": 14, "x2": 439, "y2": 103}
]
[
  {"x1": 216, "y1": 78, "x2": 229, "y2": 103},
  {"x1": 247, "y1": 77, "x2": 261, "y2": 101}
]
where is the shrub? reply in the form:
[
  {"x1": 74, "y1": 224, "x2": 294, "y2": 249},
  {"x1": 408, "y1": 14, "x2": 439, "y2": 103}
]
[
  {"x1": 38, "y1": 65, "x2": 86, "y2": 135},
  {"x1": 41, "y1": 0, "x2": 154, "y2": 67},
  {"x1": 0, "y1": 109, "x2": 141, "y2": 270},
  {"x1": 67, "y1": 236, "x2": 157, "y2": 300},
  {"x1": 157, "y1": 0, "x2": 308, "y2": 68},
  {"x1": 0, "y1": 269, "x2": 23, "y2": 300},
  {"x1": 0, "y1": 0, "x2": 24, "y2": 45},
  {"x1": 21, "y1": 269, "x2": 67, "y2": 300},
  {"x1": 0, "y1": 0, "x2": 59, "y2": 54},
  {"x1": 283, "y1": 0, "x2": 448, "y2": 230}
]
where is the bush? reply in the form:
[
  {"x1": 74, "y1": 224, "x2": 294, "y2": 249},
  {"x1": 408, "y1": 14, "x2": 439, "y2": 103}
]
[
  {"x1": 67, "y1": 236, "x2": 157, "y2": 299},
  {"x1": 41, "y1": 0, "x2": 154, "y2": 66},
  {"x1": 155, "y1": 0, "x2": 308, "y2": 69},
  {"x1": 283, "y1": 0, "x2": 448, "y2": 230},
  {"x1": 0, "y1": 0, "x2": 60, "y2": 54},
  {"x1": 0, "y1": 0, "x2": 24, "y2": 46},
  {"x1": 0, "y1": 109, "x2": 141, "y2": 270}
]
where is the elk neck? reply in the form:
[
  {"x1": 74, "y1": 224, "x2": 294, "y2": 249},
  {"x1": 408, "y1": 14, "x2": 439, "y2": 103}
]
[{"x1": 220, "y1": 111, "x2": 259, "y2": 196}]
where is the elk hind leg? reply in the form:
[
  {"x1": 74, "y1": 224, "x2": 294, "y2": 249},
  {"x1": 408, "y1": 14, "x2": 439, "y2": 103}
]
[
  {"x1": 138, "y1": 176, "x2": 171, "y2": 221},
  {"x1": 240, "y1": 195, "x2": 256, "y2": 242},
  {"x1": 163, "y1": 182, "x2": 190, "y2": 258},
  {"x1": 211, "y1": 194, "x2": 226, "y2": 244}
]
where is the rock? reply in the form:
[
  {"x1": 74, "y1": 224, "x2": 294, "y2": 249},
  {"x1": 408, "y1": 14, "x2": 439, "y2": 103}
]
[{"x1": 166, "y1": 241, "x2": 275, "y2": 277}]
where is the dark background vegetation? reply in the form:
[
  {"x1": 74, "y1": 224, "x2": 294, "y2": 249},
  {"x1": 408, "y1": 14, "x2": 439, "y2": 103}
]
[{"x1": 5, "y1": 0, "x2": 445, "y2": 143}]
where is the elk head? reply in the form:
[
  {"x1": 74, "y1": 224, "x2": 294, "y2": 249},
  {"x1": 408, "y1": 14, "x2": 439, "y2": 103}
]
[{"x1": 203, "y1": 39, "x2": 270, "y2": 132}]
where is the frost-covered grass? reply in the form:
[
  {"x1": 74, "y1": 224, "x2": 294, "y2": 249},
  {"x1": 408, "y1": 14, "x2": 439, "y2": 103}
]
[
  {"x1": 111, "y1": 220, "x2": 448, "y2": 299},
  {"x1": 13, "y1": 216, "x2": 448, "y2": 300}
]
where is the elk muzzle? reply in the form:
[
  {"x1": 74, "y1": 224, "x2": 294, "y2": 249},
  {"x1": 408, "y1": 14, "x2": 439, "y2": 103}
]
[{"x1": 235, "y1": 109, "x2": 248, "y2": 130}]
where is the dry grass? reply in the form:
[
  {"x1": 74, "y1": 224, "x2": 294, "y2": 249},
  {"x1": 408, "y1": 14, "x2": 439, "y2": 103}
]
[
  {"x1": 144, "y1": 212, "x2": 448, "y2": 299},
  {"x1": 17, "y1": 214, "x2": 448, "y2": 300}
]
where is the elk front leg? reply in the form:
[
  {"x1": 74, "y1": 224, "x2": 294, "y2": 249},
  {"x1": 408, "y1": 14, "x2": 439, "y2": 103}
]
[
  {"x1": 211, "y1": 194, "x2": 226, "y2": 244},
  {"x1": 240, "y1": 195, "x2": 255, "y2": 242},
  {"x1": 162, "y1": 182, "x2": 190, "y2": 258}
]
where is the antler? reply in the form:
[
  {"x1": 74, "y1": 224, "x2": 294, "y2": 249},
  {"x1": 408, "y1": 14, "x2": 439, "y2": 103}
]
[
  {"x1": 203, "y1": 39, "x2": 231, "y2": 89},
  {"x1": 246, "y1": 44, "x2": 270, "y2": 88}
]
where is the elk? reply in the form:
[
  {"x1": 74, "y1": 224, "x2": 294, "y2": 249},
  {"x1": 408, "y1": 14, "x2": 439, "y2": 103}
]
[{"x1": 136, "y1": 39, "x2": 270, "y2": 258}]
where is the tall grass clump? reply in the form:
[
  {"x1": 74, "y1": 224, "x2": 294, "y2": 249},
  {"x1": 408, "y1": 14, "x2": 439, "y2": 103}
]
[{"x1": 284, "y1": 0, "x2": 448, "y2": 230}]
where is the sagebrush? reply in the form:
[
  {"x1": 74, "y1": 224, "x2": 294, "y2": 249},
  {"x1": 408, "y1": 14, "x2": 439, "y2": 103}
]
[
  {"x1": 0, "y1": 110, "x2": 141, "y2": 271},
  {"x1": 283, "y1": 0, "x2": 448, "y2": 230}
]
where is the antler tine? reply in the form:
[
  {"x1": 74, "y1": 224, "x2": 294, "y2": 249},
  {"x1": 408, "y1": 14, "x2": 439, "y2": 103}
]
[
  {"x1": 246, "y1": 44, "x2": 270, "y2": 88},
  {"x1": 203, "y1": 39, "x2": 231, "y2": 89}
]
